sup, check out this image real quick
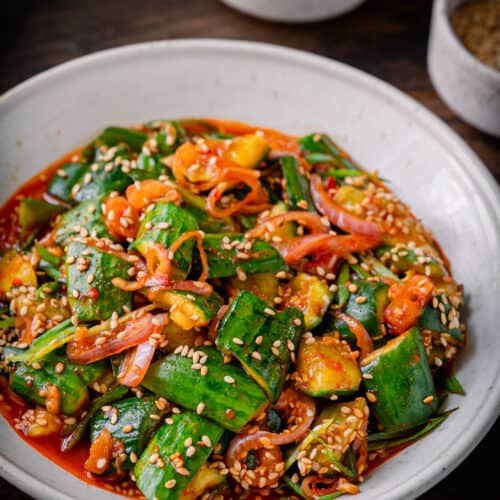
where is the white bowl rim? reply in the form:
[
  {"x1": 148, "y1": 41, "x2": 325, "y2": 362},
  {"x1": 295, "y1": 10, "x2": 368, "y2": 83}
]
[
  {"x1": 434, "y1": 0, "x2": 500, "y2": 81},
  {"x1": 0, "y1": 39, "x2": 499, "y2": 500}
]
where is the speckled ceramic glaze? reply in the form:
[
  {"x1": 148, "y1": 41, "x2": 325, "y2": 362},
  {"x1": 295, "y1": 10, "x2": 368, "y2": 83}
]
[
  {"x1": 0, "y1": 40, "x2": 499, "y2": 500},
  {"x1": 428, "y1": 0, "x2": 500, "y2": 136}
]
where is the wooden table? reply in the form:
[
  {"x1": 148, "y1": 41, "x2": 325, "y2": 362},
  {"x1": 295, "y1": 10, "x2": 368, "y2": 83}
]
[{"x1": 1, "y1": 1, "x2": 498, "y2": 498}]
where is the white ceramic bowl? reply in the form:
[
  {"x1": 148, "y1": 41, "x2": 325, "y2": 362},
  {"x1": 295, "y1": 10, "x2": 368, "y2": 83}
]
[
  {"x1": 1, "y1": 40, "x2": 500, "y2": 500},
  {"x1": 220, "y1": 0, "x2": 366, "y2": 23},
  {"x1": 428, "y1": 0, "x2": 500, "y2": 137}
]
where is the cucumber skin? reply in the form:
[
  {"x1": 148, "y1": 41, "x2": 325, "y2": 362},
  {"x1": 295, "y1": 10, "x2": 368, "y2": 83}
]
[
  {"x1": 90, "y1": 396, "x2": 168, "y2": 473},
  {"x1": 142, "y1": 347, "x2": 268, "y2": 433},
  {"x1": 361, "y1": 327, "x2": 438, "y2": 430},
  {"x1": 334, "y1": 279, "x2": 388, "y2": 340},
  {"x1": 66, "y1": 241, "x2": 133, "y2": 321},
  {"x1": 216, "y1": 290, "x2": 304, "y2": 402},
  {"x1": 48, "y1": 163, "x2": 89, "y2": 204},
  {"x1": 280, "y1": 156, "x2": 315, "y2": 212},
  {"x1": 9, "y1": 360, "x2": 88, "y2": 416},
  {"x1": 54, "y1": 199, "x2": 112, "y2": 246},
  {"x1": 135, "y1": 411, "x2": 223, "y2": 500},
  {"x1": 418, "y1": 293, "x2": 463, "y2": 341},
  {"x1": 131, "y1": 202, "x2": 198, "y2": 279},
  {"x1": 202, "y1": 233, "x2": 287, "y2": 279}
]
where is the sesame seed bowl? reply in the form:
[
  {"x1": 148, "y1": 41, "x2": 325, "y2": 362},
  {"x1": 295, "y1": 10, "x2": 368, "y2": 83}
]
[{"x1": 0, "y1": 40, "x2": 499, "y2": 500}]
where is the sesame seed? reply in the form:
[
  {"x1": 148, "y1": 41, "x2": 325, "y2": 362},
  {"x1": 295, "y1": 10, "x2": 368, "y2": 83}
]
[
  {"x1": 293, "y1": 318, "x2": 302, "y2": 326},
  {"x1": 264, "y1": 307, "x2": 275, "y2": 316},
  {"x1": 122, "y1": 424, "x2": 133, "y2": 433},
  {"x1": 96, "y1": 458, "x2": 107, "y2": 469},
  {"x1": 255, "y1": 335, "x2": 263, "y2": 345},
  {"x1": 251, "y1": 351, "x2": 262, "y2": 360},
  {"x1": 55, "y1": 362, "x2": 64, "y2": 374},
  {"x1": 423, "y1": 395, "x2": 435, "y2": 405},
  {"x1": 224, "y1": 375, "x2": 235, "y2": 384},
  {"x1": 287, "y1": 339, "x2": 295, "y2": 351},
  {"x1": 184, "y1": 437, "x2": 192, "y2": 447},
  {"x1": 201, "y1": 435, "x2": 212, "y2": 447},
  {"x1": 366, "y1": 392, "x2": 377, "y2": 403},
  {"x1": 362, "y1": 373, "x2": 373, "y2": 380},
  {"x1": 177, "y1": 467, "x2": 190, "y2": 476},
  {"x1": 165, "y1": 418, "x2": 174, "y2": 425},
  {"x1": 347, "y1": 283, "x2": 358, "y2": 293},
  {"x1": 355, "y1": 296, "x2": 367, "y2": 304},
  {"x1": 196, "y1": 402, "x2": 206, "y2": 415},
  {"x1": 164, "y1": 479, "x2": 176, "y2": 489},
  {"x1": 232, "y1": 337, "x2": 244, "y2": 345},
  {"x1": 200, "y1": 366, "x2": 208, "y2": 376},
  {"x1": 186, "y1": 446, "x2": 196, "y2": 457},
  {"x1": 86, "y1": 274, "x2": 95, "y2": 284}
]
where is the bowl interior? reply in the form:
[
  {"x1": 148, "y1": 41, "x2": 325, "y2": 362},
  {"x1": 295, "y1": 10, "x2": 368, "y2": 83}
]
[{"x1": 0, "y1": 40, "x2": 499, "y2": 500}]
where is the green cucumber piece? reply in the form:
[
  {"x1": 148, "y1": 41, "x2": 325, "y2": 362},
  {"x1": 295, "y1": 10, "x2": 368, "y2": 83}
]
[
  {"x1": 216, "y1": 290, "x2": 304, "y2": 402},
  {"x1": 62, "y1": 384, "x2": 129, "y2": 451},
  {"x1": 86, "y1": 127, "x2": 148, "y2": 156},
  {"x1": 334, "y1": 279, "x2": 388, "y2": 340},
  {"x1": 280, "y1": 156, "x2": 315, "y2": 211},
  {"x1": 418, "y1": 293, "x2": 463, "y2": 341},
  {"x1": 228, "y1": 134, "x2": 269, "y2": 169},
  {"x1": 127, "y1": 152, "x2": 168, "y2": 182},
  {"x1": 131, "y1": 202, "x2": 198, "y2": 280},
  {"x1": 286, "y1": 397, "x2": 368, "y2": 471},
  {"x1": 66, "y1": 240, "x2": 132, "y2": 321},
  {"x1": 54, "y1": 199, "x2": 112, "y2": 246},
  {"x1": 9, "y1": 358, "x2": 88, "y2": 415},
  {"x1": 152, "y1": 290, "x2": 222, "y2": 330},
  {"x1": 376, "y1": 245, "x2": 445, "y2": 279},
  {"x1": 360, "y1": 327, "x2": 438, "y2": 430},
  {"x1": 18, "y1": 199, "x2": 66, "y2": 235},
  {"x1": 135, "y1": 411, "x2": 223, "y2": 500},
  {"x1": 72, "y1": 162, "x2": 133, "y2": 203},
  {"x1": 283, "y1": 272, "x2": 332, "y2": 330},
  {"x1": 48, "y1": 162, "x2": 89, "y2": 203},
  {"x1": 142, "y1": 346, "x2": 268, "y2": 432},
  {"x1": 183, "y1": 204, "x2": 230, "y2": 233},
  {"x1": 90, "y1": 396, "x2": 168, "y2": 473},
  {"x1": 181, "y1": 464, "x2": 226, "y2": 499},
  {"x1": 296, "y1": 334, "x2": 361, "y2": 397},
  {"x1": 202, "y1": 233, "x2": 287, "y2": 279},
  {"x1": 228, "y1": 272, "x2": 279, "y2": 305}
]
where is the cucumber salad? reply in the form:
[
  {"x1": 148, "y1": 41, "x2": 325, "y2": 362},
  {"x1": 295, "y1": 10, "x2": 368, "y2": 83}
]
[{"x1": 0, "y1": 119, "x2": 465, "y2": 499}]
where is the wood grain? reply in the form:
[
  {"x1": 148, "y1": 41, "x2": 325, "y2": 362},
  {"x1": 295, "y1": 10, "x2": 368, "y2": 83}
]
[{"x1": 0, "y1": 1, "x2": 498, "y2": 499}]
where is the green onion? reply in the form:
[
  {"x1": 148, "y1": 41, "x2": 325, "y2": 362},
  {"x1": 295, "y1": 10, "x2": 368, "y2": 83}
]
[
  {"x1": 444, "y1": 375, "x2": 466, "y2": 395},
  {"x1": 311, "y1": 431, "x2": 356, "y2": 479},
  {"x1": 305, "y1": 153, "x2": 335, "y2": 164},
  {"x1": 368, "y1": 408, "x2": 457, "y2": 451},
  {"x1": 283, "y1": 476, "x2": 308, "y2": 500}
]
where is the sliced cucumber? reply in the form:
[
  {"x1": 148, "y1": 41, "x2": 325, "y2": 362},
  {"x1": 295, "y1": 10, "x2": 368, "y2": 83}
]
[
  {"x1": 54, "y1": 199, "x2": 112, "y2": 246},
  {"x1": 142, "y1": 346, "x2": 268, "y2": 432},
  {"x1": 131, "y1": 202, "x2": 198, "y2": 280},
  {"x1": 282, "y1": 272, "x2": 332, "y2": 329},
  {"x1": 135, "y1": 411, "x2": 223, "y2": 500},
  {"x1": 228, "y1": 134, "x2": 269, "y2": 169},
  {"x1": 216, "y1": 290, "x2": 304, "y2": 402},
  {"x1": 360, "y1": 327, "x2": 438, "y2": 430},
  {"x1": 152, "y1": 290, "x2": 223, "y2": 330},
  {"x1": 202, "y1": 233, "x2": 287, "y2": 279},
  {"x1": 296, "y1": 334, "x2": 361, "y2": 398},
  {"x1": 90, "y1": 396, "x2": 168, "y2": 474},
  {"x1": 66, "y1": 240, "x2": 133, "y2": 321}
]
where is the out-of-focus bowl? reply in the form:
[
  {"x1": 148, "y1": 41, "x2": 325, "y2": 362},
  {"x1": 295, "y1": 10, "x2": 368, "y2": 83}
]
[
  {"x1": 0, "y1": 40, "x2": 500, "y2": 500},
  {"x1": 220, "y1": 0, "x2": 366, "y2": 23},
  {"x1": 428, "y1": 0, "x2": 500, "y2": 136}
]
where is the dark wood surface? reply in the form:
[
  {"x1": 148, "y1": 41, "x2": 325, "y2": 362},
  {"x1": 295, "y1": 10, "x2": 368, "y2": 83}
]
[{"x1": 1, "y1": 1, "x2": 498, "y2": 499}]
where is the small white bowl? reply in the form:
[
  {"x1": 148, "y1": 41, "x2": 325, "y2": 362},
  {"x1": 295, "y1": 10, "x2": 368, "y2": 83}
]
[
  {"x1": 428, "y1": 0, "x2": 500, "y2": 137},
  {"x1": 220, "y1": 0, "x2": 366, "y2": 23}
]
